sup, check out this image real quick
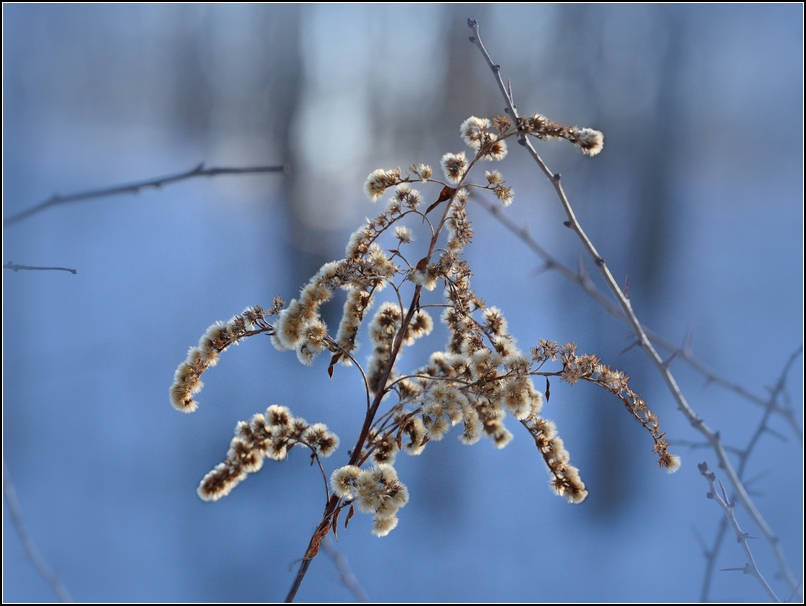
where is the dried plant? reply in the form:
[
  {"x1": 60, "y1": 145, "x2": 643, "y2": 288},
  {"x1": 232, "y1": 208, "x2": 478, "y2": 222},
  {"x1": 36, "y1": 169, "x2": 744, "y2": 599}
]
[
  {"x1": 5, "y1": 10, "x2": 799, "y2": 604},
  {"x1": 170, "y1": 99, "x2": 679, "y2": 598}
]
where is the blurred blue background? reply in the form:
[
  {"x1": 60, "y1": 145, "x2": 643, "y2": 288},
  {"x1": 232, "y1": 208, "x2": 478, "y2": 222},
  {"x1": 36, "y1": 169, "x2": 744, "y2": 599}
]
[{"x1": 3, "y1": 4, "x2": 802, "y2": 602}]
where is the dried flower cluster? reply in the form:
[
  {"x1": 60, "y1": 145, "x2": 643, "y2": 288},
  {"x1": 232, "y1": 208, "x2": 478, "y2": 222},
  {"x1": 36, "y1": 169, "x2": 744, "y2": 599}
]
[
  {"x1": 170, "y1": 113, "x2": 675, "y2": 543},
  {"x1": 198, "y1": 405, "x2": 339, "y2": 502},
  {"x1": 517, "y1": 113, "x2": 605, "y2": 157},
  {"x1": 331, "y1": 464, "x2": 409, "y2": 537},
  {"x1": 170, "y1": 302, "x2": 281, "y2": 413}
]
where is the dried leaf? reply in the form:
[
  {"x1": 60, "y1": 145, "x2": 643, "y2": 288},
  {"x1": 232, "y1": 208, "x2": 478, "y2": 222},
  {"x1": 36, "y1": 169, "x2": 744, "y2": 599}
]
[
  {"x1": 328, "y1": 353, "x2": 342, "y2": 379},
  {"x1": 331, "y1": 509, "x2": 341, "y2": 541},
  {"x1": 304, "y1": 523, "x2": 331, "y2": 560}
]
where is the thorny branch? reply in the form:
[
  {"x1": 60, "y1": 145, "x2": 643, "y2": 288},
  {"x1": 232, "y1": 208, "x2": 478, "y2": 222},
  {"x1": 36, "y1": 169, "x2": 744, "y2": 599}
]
[
  {"x1": 3, "y1": 163, "x2": 289, "y2": 227},
  {"x1": 698, "y1": 462, "x2": 779, "y2": 602},
  {"x1": 470, "y1": 193, "x2": 801, "y2": 439},
  {"x1": 699, "y1": 347, "x2": 803, "y2": 601},
  {"x1": 467, "y1": 16, "x2": 800, "y2": 598}
]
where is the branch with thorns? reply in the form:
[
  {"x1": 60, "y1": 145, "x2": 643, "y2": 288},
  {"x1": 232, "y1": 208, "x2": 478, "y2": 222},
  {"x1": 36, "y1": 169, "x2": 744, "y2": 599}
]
[
  {"x1": 697, "y1": 347, "x2": 803, "y2": 601},
  {"x1": 698, "y1": 462, "x2": 779, "y2": 602},
  {"x1": 467, "y1": 17, "x2": 800, "y2": 597}
]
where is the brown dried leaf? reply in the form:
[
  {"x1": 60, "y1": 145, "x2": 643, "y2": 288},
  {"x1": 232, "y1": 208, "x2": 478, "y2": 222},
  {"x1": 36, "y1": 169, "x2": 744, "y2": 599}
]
[
  {"x1": 345, "y1": 504, "x2": 355, "y2": 529},
  {"x1": 331, "y1": 509, "x2": 341, "y2": 541}
]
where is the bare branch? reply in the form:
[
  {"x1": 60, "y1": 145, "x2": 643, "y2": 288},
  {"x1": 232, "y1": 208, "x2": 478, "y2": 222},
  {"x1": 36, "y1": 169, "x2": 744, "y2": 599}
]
[
  {"x1": 321, "y1": 537, "x2": 370, "y2": 602},
  {"x1": 3, "y1": 163, "x2": 290, "y2": 227},
  {"x1": 470, "y1": 191, "x2": 801, "y2": 439},
  {"x1": 699, "y1": 346, "x2": 803, "y2": 601},
  {"x1": 468, "y1": 17, "x2": 801, "y2": 596},
  {"x1": 4, "y1": 262, "x2": 77, "y2": 275},
  {"x1": 3, "y1": 458, "x2": 73, "y2": 602},
  {"x1": 698, "y1": 462, "x2": 779, "y2": 602}
]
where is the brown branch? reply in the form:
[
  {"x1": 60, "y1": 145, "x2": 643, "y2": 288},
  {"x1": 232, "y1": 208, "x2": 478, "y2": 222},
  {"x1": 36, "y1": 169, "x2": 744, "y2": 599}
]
[
  {"x1": 285, "y1": 164, "x2": 479, "y2": 602},
  {"x1": 3, "y1": 163, "x2": 290, "y2": 227}
]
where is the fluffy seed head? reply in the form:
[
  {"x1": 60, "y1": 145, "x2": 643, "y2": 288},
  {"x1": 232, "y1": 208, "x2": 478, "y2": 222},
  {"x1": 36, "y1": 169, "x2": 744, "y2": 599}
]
[
  {"x1": 460, "y1": 116, "x2": 491, "y2": 150},
  {"x1": 440, "y1": 152, "x2": 468, "y2": 185},
  {"x1": 364, "y1": 168, "x2": 401, "y2": 201},
  {"x1": 573, "y1": 128, "x2": 604, "y2": 157}
]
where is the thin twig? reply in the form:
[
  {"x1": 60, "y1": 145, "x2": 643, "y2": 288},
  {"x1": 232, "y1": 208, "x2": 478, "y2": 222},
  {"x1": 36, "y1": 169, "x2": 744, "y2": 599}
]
[
  {"x1": 3, "y1": 163, "x2": 290, "y2": 227},
  {"x1": 3, "y1": 458, "x2": 73, "y2": 602},
  {"x1": 470, "y1": 192, "x2": 801, "y2": 439},
  {"x1": 321, "y1": 536, "x2": 370, "y2": 602},
  {"x1": 699, "y1": 347, "x2": 803, "y2": 601},
  {"x1": 698, "y1": 462, "x2": 779, "y2": 602},
  {"x1": 3, "y1": 262, "x2": 77, "y2": 275},
  {"x1": 467, "y1": 17, "x2": 800, "y2": 596}
]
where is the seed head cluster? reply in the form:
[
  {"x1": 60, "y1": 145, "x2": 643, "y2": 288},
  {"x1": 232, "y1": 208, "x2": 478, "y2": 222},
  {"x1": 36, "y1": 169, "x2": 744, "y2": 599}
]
[
  {"x1": 331, "y1": 464, "x2": 409, "y2": 537},
  {"x1": 518, "y1": 113, "x2": 605, "y2": 157},
  {"x1": 197, "y1": 405, "x2": 339, "y2": 502},
  {"x1": 170, "y1": 303, "x2": 280, "y2": 413},
  {"x1": 170, "y1": 114, "x2": 676, "y2": 541}
]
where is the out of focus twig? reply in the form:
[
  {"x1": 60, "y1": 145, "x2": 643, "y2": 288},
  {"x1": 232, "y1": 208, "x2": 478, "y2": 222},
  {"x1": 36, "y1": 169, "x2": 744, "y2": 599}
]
[
  {"x1": 3, "y1": 458, "x2": 73, "y2": 602},
  {"x1": 4, "y1": 162, "x2": 289, "y2": 227},
  {"x1": 3, "y1": 262, "x2": 77, "y2": 274},
  {"x1": 699, "y1": 347, "x2": 802, "y2": 601},
  {"x1": 322, "y1": 536, "x2": 369, "y2": 602},
  {"x1": 698, "y1": 462, "x2": 779, "y2": 602}
]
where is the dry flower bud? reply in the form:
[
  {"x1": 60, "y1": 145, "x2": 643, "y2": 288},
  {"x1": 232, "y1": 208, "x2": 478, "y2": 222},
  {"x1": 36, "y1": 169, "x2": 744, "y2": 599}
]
[
  {"x1": 394, "y1": 225, "x2": 413, "y2": 244},
  {"x1": 440, "y1": 152, "x2": 468, "y2": 185},
  {"x1": 197, "y1": 462, "x2": 246, "y2": 502},
  {"x1": 571, "y1": 128, "x2": 604, "y2": 157},
  {"x1": 266, "y1": 404, "x2": 293, "y2": 428},
  {"x1": 411, "y1": 163, "x2": 432, "y2": 181},
  {"x1": 459, "y1": 411, "x2": 482, "y2": 445},
  {"x1": 492, "y1": 115, "x2": 511, "y2": 131},
  {"x1": 372, "y1": 515, "x2": 399, "y2": 537},
  {"x1": 480, "y1": 138, "x2": 507, "y2": 161},
  {"x1": 331, "y1": 465, "x2": 362, "y2": 498},
  {"x1": 393, "y1": 183, "x2": 422, "y2": 209},
  {"x1": 485, "y1": 170, "x2": 503, "y2": 186},
  {"x1": 494, "y1": 185, "x2": 514, "y2": 207},
  {"x1": 460, "y1": 116, "x2": 491, "y2": 150},
  {"x1": 364, "y1": 168, "x2": 401, "y2": 201},
  {"x1": 402, "y1": 416, "x2": 427, "y2": 455}
]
